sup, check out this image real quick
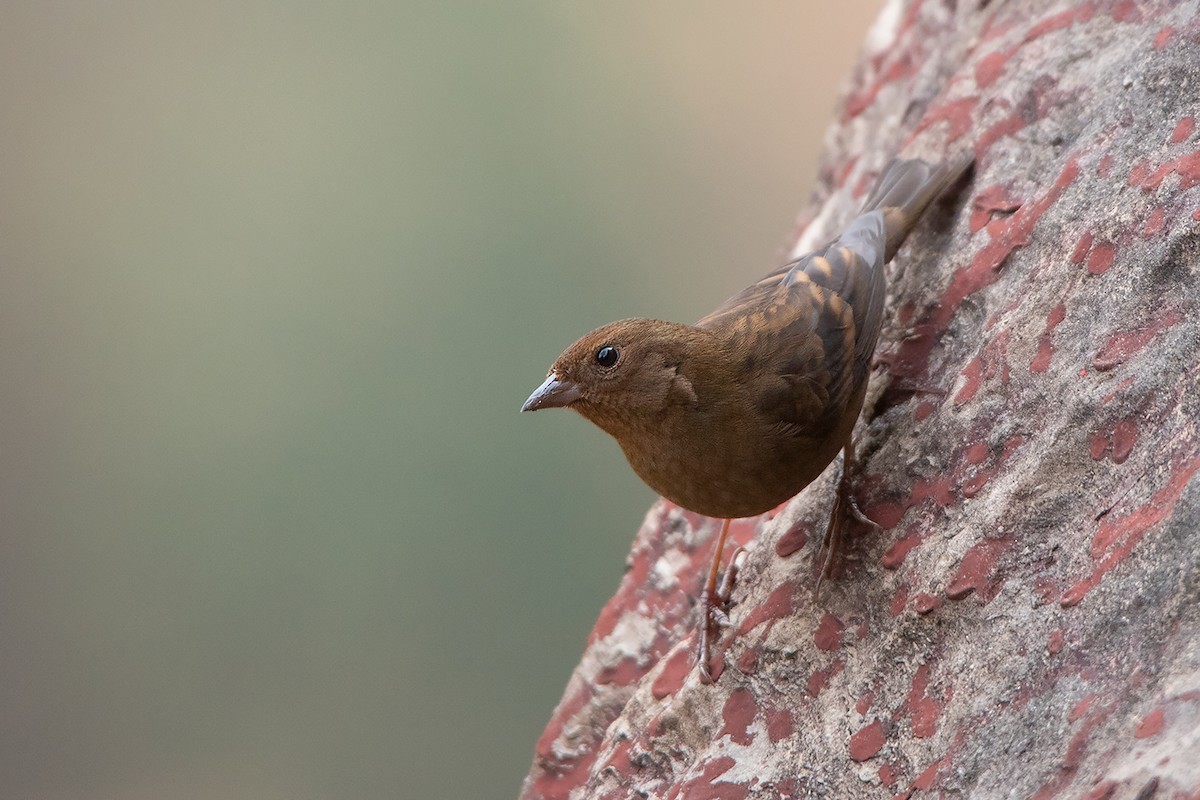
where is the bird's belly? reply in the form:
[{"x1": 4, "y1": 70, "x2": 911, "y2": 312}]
[{"x1": 621, "y1": 424, "x2": 845, "y2": 520}]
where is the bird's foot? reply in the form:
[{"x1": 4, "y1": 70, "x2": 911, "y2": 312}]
[
  {"x1": 814, "y1": 473, "x2": 880, "y2": 599},
  {"x1": 698, "y1": 546, "x2": 745, "y2": 684}
]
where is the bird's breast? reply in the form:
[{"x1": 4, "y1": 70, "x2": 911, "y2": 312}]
[{"x1": 615, "y1": 406, "x2": 842, "y2": 520}]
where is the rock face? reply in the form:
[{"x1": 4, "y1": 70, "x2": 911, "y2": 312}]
[{"x1": 519, "y1": 1, "x2": 1200, "y2": 798}]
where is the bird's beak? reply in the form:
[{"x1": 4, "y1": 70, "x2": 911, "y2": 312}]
[{"x1": 521, "y1": 372, "x2": 582, "y2": 412}]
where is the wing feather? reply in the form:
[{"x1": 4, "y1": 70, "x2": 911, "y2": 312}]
[{"x1": 697, "y1": 224, "x2": 886, "y2": 435}]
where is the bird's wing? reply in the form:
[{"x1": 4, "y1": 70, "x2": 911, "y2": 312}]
[
  {"x1": 695, "y1": 157, "x2": 970, "y2": 436},
  {"x1": 696, "y1": 226, "x2": 887, "y2": 435}
]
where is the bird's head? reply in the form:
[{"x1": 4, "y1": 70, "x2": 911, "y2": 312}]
[{"x1": 521, "y1": 318, "x2": 713, "y2": 435}]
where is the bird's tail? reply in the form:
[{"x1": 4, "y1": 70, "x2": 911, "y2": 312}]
[{"x1": 859, "y1": 155, "x2": 974, "y2": 262}]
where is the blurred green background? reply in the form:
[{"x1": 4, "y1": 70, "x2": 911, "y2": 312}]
[{"x1": 0, "y1": 3, "x2": 880, "y2": 798}]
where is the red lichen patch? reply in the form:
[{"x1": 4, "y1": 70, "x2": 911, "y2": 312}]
[
  {"x1": 1109, "y1": 0, "x2": 1142, "y2": 23},
  {"x1": 880, "y1": 322, "x2": 940, "y2": 381},
  {"x1": 946, "y1": 537, "x2": 1013, "y2": 600},
  {"x1": 849, "y1": 719, "x2": 887, "y2": 761},
  {"x1": 933, "y1": 156, "x2": 1080, "y2": 332},
  {"x1": 599, "y1": 737, "x2": 636, "y2": 783},
  {"x1": 964, "y1": 441, "x2": 990, "y2": 464},
  {"x1": 735, "y1": 646, "x2": 759, "y2": 675},
  {"x1": 1086, "y1": 241, "x2": 1116, "y2": 275},
  {"x1": 894, "y1": 0, "x2": 926, "y2": 38},
  {"x1": 908, "y1": 663, "x2": 948, "y2": 738},
  {"x1": 1032, "y1": 702, "x2": 1114, "y2": 800},
  {"x1": 677, "y1": 517, "x2": 760, "y2": 588},
  {"x1": 883, "y1": 532, "x2": 926, "y2": 570},
  {"x1": 914, "y1": 400, "x2": 936, "y2": 421},
  {"x1": 1025, "y1": 3, "x2": 1096, "y2": 41},
  {"x1": 841, "y1": 54, "x2": 920, "y2": 123},
  {"x1": 879, "y1": 763, "x2": 899, "y2": 788},
  {"x1": 1089, "y1": 418, "x2": 1138, "y2": 465},
  {"x1": 955, "y1": 357, "x2": 984, "y2": 403},
  {"x1": 911, "y1": 473, "x2": 957, "y2": 508},
  {"x1": 1071, "y1": 232, "x2": 1095, "y2": 264},
  {"x1": 891, "y1": 583, "x2": 910, "y2": 616},
  {"x1": 1098, "y1": 154, "x2": 1113, "y2": 177},
  {"x1": 596, "y1": 656, "x2": 647, "y2": 687},
  {"x1": 1153, "y1": 26, "x2": 1176, "y2": 49},
  {"x1": 961, "y1": 436, "x2": 1024, "y2": 503},
  {"x1": 974, "y1": 49, "x2": 1015, "y2": 89},
  {"x1": 970, "y1": 184, "x2": 1023, "y2": 232},
  {"x1": 913, "y1": 592, "x2": 943, "y2": 614},
  {"x1": 1171, "y1": 116, "x2": 1194, "y2": 143},
  {"x1": 1135, "y1": 707, "x2": 1165, "y2": 739},
  {"x1": 1142, "y1": 207, "x2": 1166, "y2": 237},
  {"x1": 720, "y1": 688, "x2": 758, "y2": 746},
  {"x1": 1128, "y1": 159, "x2": 1151, "y2": 188},
  {"x1": 1088, "y1": 511, "x2": 1127, "y2": 559},
  {"x1": 960, "y1": 463, "x2": 995, "y2": 498},
  {"x1": 1070, "y1": 694, "x2": 1097, "y2": 723},
  {"x1": 866, "y1": 500, "x2": 910, "y2": 531},
  {"x1": 1063, "y1": 450, "x2": 1200, "y2": 607},
  {"x1": 535, "y1": 684, "x2": 592, "y2": 759},
  {"x1": 668, "y1": 756, "x2": 748, "y2": 800},
  {"x1": 807, "y1": 659, "x2": 845, "y2": 698},
  {"x1": 814, "y1": 613, "x2": 846, "y2": 651},
  {"x1": 772, "y1": 779, "x2": 801, "y2": 797},
  {"x1": 1030, "y1": 302, "x2": 1068, "y2": 372},
  {"x1": 857, "y1": 690, "x2": 876, "y2": 716},
  {"x1": 909, "y1": 95, "x2": 980, "y2": 144},
  {"x1": 1080, "y1": 781, "x2": 1119, "y2": 800},
  {"x1": 774, "y1": 523, "x2": 808, "y2": 557},
  {"x1": 766, "y1": 708, "x2": 794, "y2": 743},
  {"x1": 705, "y1": 652, "x2": 726, "y2": 683},
  {"x1": 1092, "y1": 308, "x2": 1183, "y2": 370},
  {"x1": 1136, "y1": 151, "x2": 1200, "y2": 192},
  {"x1": 531, "y1": 750, "x2": 599, "y2": 800},
  {"x1": 730, "y1": 517, "x2": 758, "y2": 546},
  {"x1": 651, "y1": 645, "x2": 694, "y2": 699},
  {"x1": 1110, "y1": 419, "x2": 1138, "y2": 464},
  {"x1": 736, "y1": 582, "x2": 796, "y2": 635},
  {"x1": 910, "y1": 754, "x2": 947, "y2": 791},
  {"x1": 589, "y1": 558, "x2": 651, "y2": 644},
  {"x1": 531, "y1": 688, "x2": 603, "y2": 799}
]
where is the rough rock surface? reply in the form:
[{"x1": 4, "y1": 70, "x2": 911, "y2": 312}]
[{"x1": 519, "y1": 1, "x2": 1200, "y2": 798}]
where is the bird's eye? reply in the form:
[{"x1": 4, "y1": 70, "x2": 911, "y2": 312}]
[{"x1": 595, "y1": 345, "x2": 619, "y2": 368}]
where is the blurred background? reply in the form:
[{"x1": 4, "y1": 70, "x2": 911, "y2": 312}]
[{"x1": 0, "y1": 2, "x2": 881, "y2": 798}]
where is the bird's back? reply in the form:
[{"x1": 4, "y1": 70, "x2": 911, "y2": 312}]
[
  {"x1": 684, "y1": 157, "x2": 971, "y2": 515},
  {"x1": 700, "y1": 156, "x2": 971, "y2": 393}
]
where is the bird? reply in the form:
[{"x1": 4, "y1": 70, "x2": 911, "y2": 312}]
[{"x1": 522, "y1": 156, "x2": 972, "y2": 681}]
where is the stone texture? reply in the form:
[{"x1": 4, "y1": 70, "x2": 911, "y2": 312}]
[{"x1": 520, "y1": 1, "x2": 1200, "y2": 797}]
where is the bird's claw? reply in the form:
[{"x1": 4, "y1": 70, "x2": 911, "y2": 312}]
[
  {"x1": 814, "y1": 452, "x2": 879, "y2": 599},
  {"x1": 843, "y1": 490, "x2": 881, "y2": 533},
  {"x1": 709, "y1": 607, "x2": 732, "y2": 628},
  {"x1": 697, "y1": 546, "x2": 745, "y2": 683}
]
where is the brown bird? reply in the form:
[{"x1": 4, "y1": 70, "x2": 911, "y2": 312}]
[{"x1": 522, "y1": 156, "x2": 971, "y2": 680}]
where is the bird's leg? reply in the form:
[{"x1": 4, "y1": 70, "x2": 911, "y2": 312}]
[
  {"x1": 815, "y1": 441, "x2": 880, "y2": 597},
  {"x1": 698, "y1": 518, "x2": 741, "y2": 684}
]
